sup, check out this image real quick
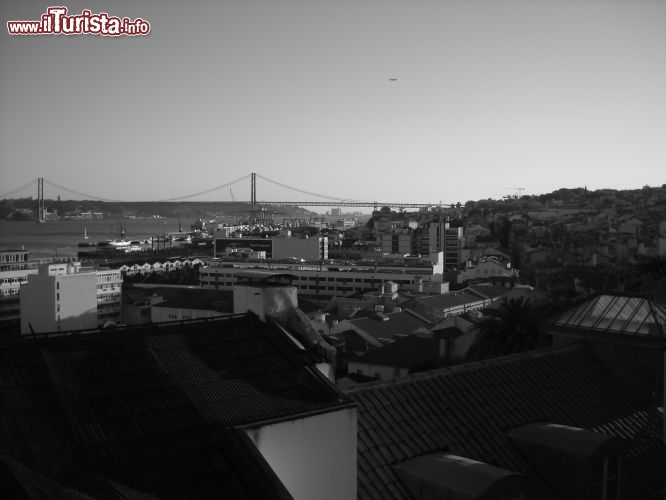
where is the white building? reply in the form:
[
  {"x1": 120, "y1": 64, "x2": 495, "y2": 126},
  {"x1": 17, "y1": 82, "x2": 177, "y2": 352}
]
[
  {"x1": 21, "y1": 262, "x2": 97, "y2": 333},
  {"x1": 20, "y1": 262, "x2": 123, "y2": 333}
]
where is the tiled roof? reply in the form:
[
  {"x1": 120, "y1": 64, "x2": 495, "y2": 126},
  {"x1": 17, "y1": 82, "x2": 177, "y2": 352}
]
[
  {"x1": 417, "y1": 290, "x2": 486, "y2": 309},
  {"x1": 553, "y1": 294, "x2": 666, "y2": 337},
  {"x1": 0, "y1": 314, "x2": 352, "y2": 499},
  {"x1": 349, "y1": 310, "x2": 430, "y2": 342},
  {"x1": 346, "y1": 344, "x2": 666, "y2": 500},
  {"x1": 468, "y1": 284, "x2": 509, "y2": 300}
]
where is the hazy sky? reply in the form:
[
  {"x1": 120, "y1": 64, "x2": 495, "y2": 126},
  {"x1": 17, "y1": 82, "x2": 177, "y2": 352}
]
[{"x1": 1, "y1": 0, "x2": 665, "y2": 205}]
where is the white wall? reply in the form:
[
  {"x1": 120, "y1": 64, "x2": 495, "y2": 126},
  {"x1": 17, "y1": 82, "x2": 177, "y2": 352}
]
[
  {"x1": 233, "y1": 284, "x2": 298, "y2": 321},
  {"x1": 245, "y1": 408, "x2": 357, "y2": 500},
  {"x1": 58, "y1": 273, "x2": 98, "y2": 331},
  {"x1": 20, "y1": 268, "x2": 97, "y2": 333}
]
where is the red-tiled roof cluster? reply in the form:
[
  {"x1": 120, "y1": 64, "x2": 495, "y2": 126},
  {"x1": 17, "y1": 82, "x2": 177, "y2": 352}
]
[{"x1": 346, "y1": 344, "x2": 666, "y2": 500}]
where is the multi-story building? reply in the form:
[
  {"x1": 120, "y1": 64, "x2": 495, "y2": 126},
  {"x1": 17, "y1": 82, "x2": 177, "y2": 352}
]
[
  {"x1": 0, "y1": 249, "x2": 40, "y2": 334},
  {"x1": 96, "y1": 268, "x2": 123, "y2": 326},
  {"x1": 20, "y1": 262, "x2": 123, "y2": 333},
  {"x1": 0, "y1": 248, "x2": 30, "y2": 272},
  {"x1": 378, "y1": 231, "x2": 413, "y2": 255},
  {"x1": 20, "y1": 262, "x2": 98, "y2": 333},
  {"x1": 200, "y1": 252, "x2": 445, "y2": 296},
  {"x1": 428, "y1": 221, "x2": 464, "y2": 270}
]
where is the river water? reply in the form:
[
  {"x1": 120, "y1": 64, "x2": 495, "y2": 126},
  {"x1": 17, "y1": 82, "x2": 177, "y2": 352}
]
[{"x1": 0, "y1": 218, "x2": 185, "y2": 260}]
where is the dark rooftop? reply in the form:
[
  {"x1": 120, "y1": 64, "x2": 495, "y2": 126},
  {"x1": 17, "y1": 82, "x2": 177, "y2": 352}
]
[
  {"x1": 348, "y1": 310, "x2": 431, "y2": 342},
  {"x1": 0, "y1": 314, "x2": 352, "y2": 499},
  {"x1": 346, "y1": 343, "x2": 666, "y2": 500},
  {"x1": 416, "y1": 290, "x2": 487, "y2": 310},
  {"x1": 351, "y1": 335, "x2": 436, "y2": 369},
  {"x1": 127, "y1": 286, "x2": 235, "y2": 314}
]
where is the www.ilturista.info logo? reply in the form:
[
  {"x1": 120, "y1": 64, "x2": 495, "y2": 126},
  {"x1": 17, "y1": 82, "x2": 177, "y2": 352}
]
[{"x1": 7, "y1": 6, "x2": 150, "y2": 36}]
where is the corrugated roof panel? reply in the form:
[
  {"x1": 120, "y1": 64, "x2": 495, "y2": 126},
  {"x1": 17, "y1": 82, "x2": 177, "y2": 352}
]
[{"x1": 554, "y1": 294, "x2": 666, "y2": 337}]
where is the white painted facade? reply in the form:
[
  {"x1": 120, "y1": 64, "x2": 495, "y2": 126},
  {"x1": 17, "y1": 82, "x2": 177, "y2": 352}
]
[
  {"x1": 244, "y1": 407, "x2": 357, "y2": 500},
  {"x1": 20, "y1": 263, "x2": 123, "y2": 333},
  {"x1": 20, "y1": 263, "x2": 98, "y2": 333}
]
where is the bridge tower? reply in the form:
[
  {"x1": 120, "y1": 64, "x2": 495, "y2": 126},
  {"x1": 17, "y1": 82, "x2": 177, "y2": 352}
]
[
  {"x1": 37, "y1": 177, "x2": 45, "y2": 223},
  {"x1": 250, "y1": 172, "x2": 257, "y2": 225}
]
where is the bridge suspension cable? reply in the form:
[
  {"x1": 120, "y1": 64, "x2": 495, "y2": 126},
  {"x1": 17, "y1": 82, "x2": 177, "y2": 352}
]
[
  {"x1": 0, "y1": 180, "x2": 37, "y2": 199},
  {"x1": 156, "y1": 174, "x2": 251, "y2": 202},
  {"x1": 255, "y1": 173, "x2": 364, "y2": 203},
  {"x1": 43, "y1": 179, "x2": 124, "y2": 202}
]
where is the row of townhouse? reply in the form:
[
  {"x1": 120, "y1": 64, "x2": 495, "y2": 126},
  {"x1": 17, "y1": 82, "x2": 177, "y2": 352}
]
[{"x1": 115, "y1": 257, "x2": 204, "y2": 276}]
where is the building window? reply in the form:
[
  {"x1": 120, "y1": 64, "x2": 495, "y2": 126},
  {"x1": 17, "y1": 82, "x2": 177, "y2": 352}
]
[{"x1": 591, "y1": 456, "x2": 620, "y2": 500}]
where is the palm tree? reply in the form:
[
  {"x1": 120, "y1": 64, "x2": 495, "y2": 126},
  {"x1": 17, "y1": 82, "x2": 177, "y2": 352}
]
[{"x1": 465, "y1": 296, "x2": 549, "y2": 362}]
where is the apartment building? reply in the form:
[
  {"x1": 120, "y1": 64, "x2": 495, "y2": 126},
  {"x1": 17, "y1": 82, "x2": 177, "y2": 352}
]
[
  {"x1": 20, "y1": 262, "x2": 123, "y2": 333},
  {"x1": 378, "y1": 231, "x2": 413, "y2": 255},
  {"x1": 426, "y1": 221, "x2": 464, "y2": 270},
  {"x1": 0, "y1": 249, "x2": 40, "y2": 334}
]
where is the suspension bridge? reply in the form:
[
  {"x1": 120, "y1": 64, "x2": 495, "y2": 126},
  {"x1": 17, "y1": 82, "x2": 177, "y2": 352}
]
[{"x1": 2, "y1": 173, "x2": 444, "y2": 212}]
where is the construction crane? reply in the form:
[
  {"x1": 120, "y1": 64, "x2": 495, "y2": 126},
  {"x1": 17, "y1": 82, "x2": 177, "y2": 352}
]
[{"x1": 502, "y1": 187, "x2": 525, "y2": 198}]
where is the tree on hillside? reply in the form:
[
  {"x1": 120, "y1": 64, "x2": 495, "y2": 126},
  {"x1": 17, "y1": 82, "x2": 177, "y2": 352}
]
[{"x1": 465, "y1": 297, "x2": 550, "y2": 362}]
